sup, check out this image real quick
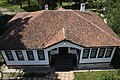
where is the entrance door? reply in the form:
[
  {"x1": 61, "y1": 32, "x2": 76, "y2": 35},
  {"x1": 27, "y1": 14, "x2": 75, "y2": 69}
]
[{"x1": 59, "y1": 47, "x2": 68, "y2": 54}]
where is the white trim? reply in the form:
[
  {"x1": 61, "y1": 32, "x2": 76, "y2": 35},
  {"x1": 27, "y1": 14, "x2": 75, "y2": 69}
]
[
  {"x1": 1, "y1": 41, "x2": 116, "y2": 65},
  {"x1": 110, "y1": 47, "x2": 116, "y2": 61},
  {"x1": 79, "y1": 49, "x2": 83, "y2": 63},
  {"x1": 80, "y1": 47, "x2": 116, "y2": 63},
  {"x1": 45, "y1": 41, "x2": 83, "y2": 51},
  {"x1": 103, "y1": 48, "x2": 107, "y2": 58},
  {"x1": 1, "y1": 50, "x2": 49, "y2": 65},
  {"x1": 12, "y1": 51, "x2": 18, "y2": 61},
  {"x1": 96, "y1": 48, "x2": 100, "y2": 58},
  {"x1": 88, "y1": 48, "x2": 92, "y2": 59},
  {"x1": 45, "y1": 41, "x2": 84, "y2": 64}
]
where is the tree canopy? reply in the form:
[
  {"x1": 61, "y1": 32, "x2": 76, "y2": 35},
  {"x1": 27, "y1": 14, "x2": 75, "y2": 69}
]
[{"x1": 104, "y1": 0, "x2": 120, "y2": 36}]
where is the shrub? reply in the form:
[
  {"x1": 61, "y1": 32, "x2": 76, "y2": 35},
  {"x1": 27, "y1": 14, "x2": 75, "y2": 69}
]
[{"x1": 117, "y1": 69, "x2": 120, "y2": 76}]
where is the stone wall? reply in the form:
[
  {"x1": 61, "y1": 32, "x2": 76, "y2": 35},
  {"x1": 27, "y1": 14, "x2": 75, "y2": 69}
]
[{"x1": 77, "y1": 63, "x2": 113, "y2": 70}]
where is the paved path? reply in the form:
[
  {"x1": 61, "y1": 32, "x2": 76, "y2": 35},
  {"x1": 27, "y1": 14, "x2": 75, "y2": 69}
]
[{"x1": 56, "y1": 71, "x2": 74, "y2": 80}]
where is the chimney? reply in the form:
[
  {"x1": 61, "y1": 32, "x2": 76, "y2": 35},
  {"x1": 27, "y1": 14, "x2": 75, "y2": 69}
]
[
  {"x1": 80, "y1": 3, "x2": 85, "y2": 12},
  {"x1": 45, "y1": 4, "x2": 49, "y2": 10}
]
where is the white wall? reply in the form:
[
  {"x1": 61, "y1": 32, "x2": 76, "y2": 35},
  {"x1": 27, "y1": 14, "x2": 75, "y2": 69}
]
[
  {"x1": 44, "y1": 41, "x2": 83, "y2": 64},
  {"x1": 45, "y1": 41, "x2": 83, "y2": 52},
  {"x1": 1, "y1": 41, "x2": 116, "y2": 65},
  {"x1": 1, "y1": 50, "x2": 49, "y2": 65},
  {"x1": 49, "y1": 47, "x2": 78, "y2": 55}
]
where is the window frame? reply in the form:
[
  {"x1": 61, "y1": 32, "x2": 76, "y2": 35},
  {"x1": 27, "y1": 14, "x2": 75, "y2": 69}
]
[
  {"x1": 90, "y1": 48, "x2": 98, "y2": 58},
  {"x1": 26, "y1": 51, "x2": 35, "y2": 60},
  {"x1": 105, "y1": 48, "x2": 113, "y2": 58},
  {"x1": 5, "y1": 51, "x2": 14, "y2": 61},
  {"x1": 82, "y1": 49, "x2": 90, "y2": 59},
  {"x1": 15, "y1": 51, "x2": 24, "y2": 61},
  {"x1": 37, "y1": 50, "x2": 45, "y2": 60},
  {"x1": 98, "y1": 48, "x2": 106, "y2": 58},
  {"x1": 76, "y1": 49, "x2": 81, "y2": 63}
]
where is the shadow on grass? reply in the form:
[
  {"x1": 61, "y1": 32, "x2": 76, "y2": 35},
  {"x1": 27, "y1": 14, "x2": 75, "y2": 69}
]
[
  {"x1": 63, "y1": 4, "x2": 80, "y2": 10},
  {"x1": 23, "y1": 5, "x2": 40, "y2": 12},
  {"x1": 5, "y1": 66, "x2": 60, "y2": 80}
]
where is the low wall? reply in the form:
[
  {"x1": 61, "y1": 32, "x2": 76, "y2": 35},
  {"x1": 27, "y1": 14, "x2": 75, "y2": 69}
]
[{"x1": 77, "y1": 63, "x2": 113, "y2": 70}]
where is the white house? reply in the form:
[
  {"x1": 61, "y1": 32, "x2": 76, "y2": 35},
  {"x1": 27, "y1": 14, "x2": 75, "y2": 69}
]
[{"x1": 0, "y1": 9, "x2": 120, "y2": 70}]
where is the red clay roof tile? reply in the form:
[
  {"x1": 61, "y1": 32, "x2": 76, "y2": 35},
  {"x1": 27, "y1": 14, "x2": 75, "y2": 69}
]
[{"x1": 0, "y1": 10, "x2": 120, "y2": 50}]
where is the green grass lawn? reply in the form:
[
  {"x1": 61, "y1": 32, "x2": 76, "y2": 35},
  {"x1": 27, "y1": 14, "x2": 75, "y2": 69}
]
[
  {"x1": 0, "y1": 0, "x2": 40, "y2": 12},
  {"x1": 0, "y1": 0, "x2": 77, "y2": 12},
  {"x1": 74, "y1": 70, "x2": 120, "y2": 80}
]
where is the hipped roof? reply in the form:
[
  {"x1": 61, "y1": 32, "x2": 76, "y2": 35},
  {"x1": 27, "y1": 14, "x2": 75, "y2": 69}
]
[{"x1": 0, "y1": 10, "x2": 120, "y2": 50}]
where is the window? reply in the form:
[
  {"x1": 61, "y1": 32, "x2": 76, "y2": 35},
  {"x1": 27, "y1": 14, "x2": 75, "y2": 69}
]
[
  {"x1": 5, "y1": 51, "x2": 14, "y2": 61},
  {"x1": 26, "y1": 51, "x2": 34, "y2": 60},
  {"x1": 105, "y1": 48, "x2": 113, "y2": 58},
  {"x1": 37, "y1": 50, "x2": 45, "y2": 60},
  {"x1": 90, "y1": 48, "x2": 98, "y2": 58},
  {"x1": 82, "y1": 49, "x2": 90, "y2": 59},
  {"x1": 70, "y1": 47, "x2": 76, "y2": 50},
  {"x1": 15, "y1": 51, "x2": 24, "y2": 60},
  {"x1": 98, "y1": 48, "x2": 106, "y2": 58}
]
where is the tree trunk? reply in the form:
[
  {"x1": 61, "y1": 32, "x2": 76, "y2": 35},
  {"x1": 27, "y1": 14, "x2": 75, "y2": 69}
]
[
  {"x1": 7, "y1": 0, "x2": 10, "y2": 3},
  {"x1": 19, "y1": 0, "x2": 23, "y2": 9},
  {"x1": 37, "y1": 0, "x2": 40, "y2": 3},
  {"x1": 75, "y1": 1, "x2": 77, "y2": 5},
  {"x1": 28, "y1": 0, "x2": 31, "y2": 7},
  {"x1": 16, "y1": 0, "x2": 19, "y2": 4},
  {"x1": 60, "y1": 0, "x2": 62, "y2": 6}
]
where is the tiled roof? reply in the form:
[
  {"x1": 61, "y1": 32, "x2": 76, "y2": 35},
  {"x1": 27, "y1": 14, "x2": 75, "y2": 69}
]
[{"x1": 0, "y1": 10, "x2": 120, "y2": 50}]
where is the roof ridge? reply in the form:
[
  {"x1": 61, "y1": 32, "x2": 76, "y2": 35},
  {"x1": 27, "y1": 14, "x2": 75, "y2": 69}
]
[
  {"x1": 45, "y1": 28, "x2": 65, "y2": 47},
  {"x1": 71, "y1": 10, "x2": 120, "y2": 43},
  {"x1": 62, "y1": 27, "x2": 66, "y2": 39}
]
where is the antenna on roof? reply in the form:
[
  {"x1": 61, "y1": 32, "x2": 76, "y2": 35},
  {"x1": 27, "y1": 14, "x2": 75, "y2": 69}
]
[{"x1": 80, "y1": 3, "x2": 85, "y2": 12}]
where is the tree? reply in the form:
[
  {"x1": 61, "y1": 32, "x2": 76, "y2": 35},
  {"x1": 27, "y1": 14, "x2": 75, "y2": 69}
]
[
  {"x1": 19, "y1": 0, "x2": 23, "y2": 9},
  {"x1": 104, "y1": 0, "x2": 120, "y2": 36},
  {"x1": 28, "y1": 0, "x2": 31, "y2": 7}
]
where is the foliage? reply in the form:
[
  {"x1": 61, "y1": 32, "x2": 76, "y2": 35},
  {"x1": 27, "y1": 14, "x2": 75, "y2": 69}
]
[
  {"x1": 0, "y1": 14, "x2": 14, "y2": 27},
  {"x1": 117, "y1": 69, "x2": 120, "y2": 76},
  {"x1": 38, "y1": 1, "x2": 45, "y2": 10},
  {"x1": 86, "y1": 0, "x2": 105, "y2": 9},
  {"x1": 104, "y1": 0, "x2": 120, "y2": 37},
  {"x1": 0, "y1": 14, "x2": 14, "y2": 35}
]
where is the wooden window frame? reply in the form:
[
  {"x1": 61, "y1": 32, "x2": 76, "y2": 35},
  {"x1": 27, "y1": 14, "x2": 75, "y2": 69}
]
[
  {"x1": 5, "y1": 51, "x2": 14, "y2": 61},
  {"x1": 26, "y1": 51, "x2": 35, "y2": 60},
  {"x1": 98, "y1": 48, "x2": 106, "y2": 58},
  {"x1": 82, "y1": 49, "x2": 90, "y2": 59},
  {"x1": 15, "y1": 51, "x2": 24, "y2": 61},
  {"x1": 90, "y1": 48, "x2": 98, "y2": 58},
  {"x1": 105, "y1": 48, "x2": 113, "y2": 58},
  {"x1": 37, "y1": 50, "x2": 45, "y2": 60}
]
